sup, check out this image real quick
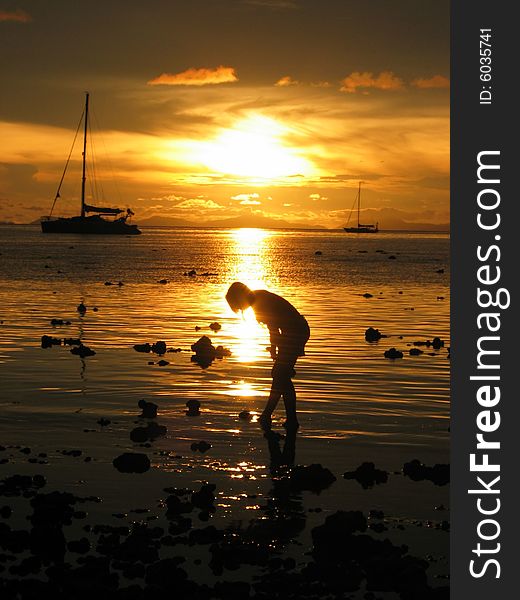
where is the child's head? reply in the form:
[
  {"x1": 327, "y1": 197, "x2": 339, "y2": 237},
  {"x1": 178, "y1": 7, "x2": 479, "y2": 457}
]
[{"x1": 226, "y1": 282, "x2": 253, "y2": 312}]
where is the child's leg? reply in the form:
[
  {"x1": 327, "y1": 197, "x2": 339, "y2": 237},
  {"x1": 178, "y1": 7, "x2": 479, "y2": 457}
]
[
  {"x1": 261, "y1": 383, "x2": 283, "y2": 426},
  {"x1": 282, "y1": 379, "x2": 298, "y2": 426}
]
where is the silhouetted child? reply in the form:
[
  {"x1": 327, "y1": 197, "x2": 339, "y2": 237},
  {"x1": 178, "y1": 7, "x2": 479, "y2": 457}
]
[{"x1": 226, "y1": 282, "x2": 310, "y2": 430}]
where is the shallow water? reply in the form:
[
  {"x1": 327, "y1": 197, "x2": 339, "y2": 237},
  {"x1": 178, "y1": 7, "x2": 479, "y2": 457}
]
[{"x1": 0, "y1": 225, "x2": 450, "y2": 591}]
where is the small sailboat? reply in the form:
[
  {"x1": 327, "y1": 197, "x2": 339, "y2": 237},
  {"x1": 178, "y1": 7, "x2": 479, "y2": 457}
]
[
  {"x1": 343, "y1": 182, "x2": 379, "y2": 233},
  {"x1": 41, "y1": 92, "x2": 141, "y2": 235}
]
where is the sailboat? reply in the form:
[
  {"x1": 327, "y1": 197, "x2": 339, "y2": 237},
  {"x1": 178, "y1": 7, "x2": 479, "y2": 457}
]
[
  {"x1": 41, "y1": 93, "x2": 141, "y2": 235},
  {"x1": 343, "y1": 182, "x2": 379, "y2": 233}
]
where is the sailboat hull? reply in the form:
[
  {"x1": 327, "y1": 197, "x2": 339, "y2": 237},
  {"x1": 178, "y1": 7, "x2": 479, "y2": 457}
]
[
  {"x1": 41, "y1": 215, "x2": 141, "y2": 235},
  {"x1": 344, "y1": 226, "x2": 378, "y2": 233}
]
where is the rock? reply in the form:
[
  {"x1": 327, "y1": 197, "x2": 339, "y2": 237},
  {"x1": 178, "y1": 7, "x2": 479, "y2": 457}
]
[
  {"x1": 289, "y1": 464, "x2": 336, "y2": 493},
  {"x1": 158, "y1": 279, "x2": 168, "y2": 284},
  {"x1": 239, "y1": 411, "x2": 252, "y2": 421},
  {"x1": 97, "y1": 418, "x2": 111, "y2": 427},
  {"x1": 130, "y1": 427, "x2": 149, "y2": 443},
  {"x1": 70, "y1": 344, "x2": 96, "y2": 358},
  {"x1": 314, "y1": 251, "x2": 322, "y2": 255},
  {"x1": 145, "y1": 557, "x2": 187, "y2": 587},
  {"x1": 215, "y1": 345, "x2": 231, "y2": 358},
  {"x1": 343, "y1": 462, "x2": 389, "y2": 489},
  {"x1": 402, "y1": 459, "x2": 449, "y2": 486},
  {"x1": 134, "y1": 340, "x2": 167, "y2": 355},
  {"x1": 365, "y1": 327, "x2": 383, "y2": 342},
  {"x1": 104, "y1": 281, "x2": 113, "y2": 286},
  {"x1": 157, "y1": 359, "x2": 169, "y2": 366},
  {"x1": 190, "y1": 441, "x2": 212, "y2": 453},
  {"x1": 209, "y1": 322, "x2": 221, "y2": 332},
  {"x1": 191, "y1": 336, "x2": 231, "y2": 369},
  {"x1": 67, "y1": 537, "x2": 91, "y2": 554},
  {"x1": 138, "y1": 400, "x2": 158, "y2": 419},
  {"x1": 63, "y1": 337, "x2": 81, "y2": 346},
  {"x1": 133, "y1": 343, "x2": 152, "y2": 353},
  {"x1": 130, "y1": 423, "x2": 167, "y2": 443},
  {"x1": 436, "y1": 268, "x2": 445, "y2": 273},
  {"x1": 189, "y1": 525, "x2": 223, "y2": 545},
  {"x1": 77, "y1": 302, "x2": 87, "y2": 314},
  {"x1": 113, "y1": 453, "x2": 151, "y2": 473},
  {"x1": 186, "y1": 399, "x2": 201, "y2": 416},
  {"x1": 0, "y1": 474, "x2": 46, "y2": 497},
  {"x1": 384, "y1": 347, "x2": 403, "y2": 359},
  {"x1": 409, "y1": 348, "x2": 423, "y2": 356},
  {"x1": 362, "y1": 293, "x2": 373, "y2": 298},
  {"x1": 312, "y1": 510, "x2": 367, "y2": 548},
  {"x1": 50, "y1": 319, "x2": 71, "y2": 326},
  {"x1": 388, "y1": 255, "x2": 397, "y2": 259},
  {"x1": 191, "y1": 335, "x2": 213, "y2": 354},
  {"x1": 432, "y1": 337, "x2": 444, "y2": 350},
  {"x1": 151, "y1": 341, "x2": 167, "y2": 355},
  {"x1": 191, "y1": 484, "x2": 216, "y2": 510},
  {"x1": 165, "y1": 495, "x2": 193, "y2": 517},
  {"x1": 41, "y1": 335, "x2": 61, "y2": 348}
]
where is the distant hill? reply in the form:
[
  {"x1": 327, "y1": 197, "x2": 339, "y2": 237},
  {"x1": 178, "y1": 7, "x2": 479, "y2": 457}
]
[
  {"x1": 138, "y1": 214, "x2": 313, "y2": 229},
  {"x1": 136, "y1": 216, "x2": 198, "y2": 228}
]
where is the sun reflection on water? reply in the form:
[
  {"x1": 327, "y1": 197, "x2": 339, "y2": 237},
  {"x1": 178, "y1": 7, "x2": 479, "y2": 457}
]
[{"x1": 225, "y1": 228, "x2": 274, "y2": 364}]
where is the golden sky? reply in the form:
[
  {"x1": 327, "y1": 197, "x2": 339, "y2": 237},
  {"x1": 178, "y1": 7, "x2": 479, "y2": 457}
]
[{"x1": 0, "y1": 0, "x2": 449, "y2": 229}]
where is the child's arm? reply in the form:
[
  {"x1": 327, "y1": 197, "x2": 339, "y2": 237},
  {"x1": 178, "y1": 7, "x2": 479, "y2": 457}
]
[{"x1": 268, "y1": 327, "x2": 280, "y2": 359}]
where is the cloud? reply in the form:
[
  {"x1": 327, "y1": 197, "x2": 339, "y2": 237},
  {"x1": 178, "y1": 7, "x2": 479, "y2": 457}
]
[
  {"x1": 231, "y1": 193, "x2": 259, "y2": 201},
  {"x1": 311, "y1": 81, "x2": 332, "y2": 88},
  {"x1": 175, "y1": 198, "x2": 224, "y2": 210},
  {"x1": 0, "y1": 9, "x2": 31, "y2": 22},
  {"x1": 275, "y1": 75, "x2": 299, "y2": 87},
  {"x1": 231, "y1": 192, "x2": 261, "y2": 205},
  {"x1": 148, "y1": 66, "x2": 238, "y2": 86},
  {"x1": 411, "y1": 75, "x2": 450, "y2": 89},
  {"x1": 340, "y1": 71, "x2": 404, "y2": 94}
]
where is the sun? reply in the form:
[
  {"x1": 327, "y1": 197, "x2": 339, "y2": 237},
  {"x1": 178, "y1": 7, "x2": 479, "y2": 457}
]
[{"x1": 192, "y1": 115, "x2": 313, "y2": 181}]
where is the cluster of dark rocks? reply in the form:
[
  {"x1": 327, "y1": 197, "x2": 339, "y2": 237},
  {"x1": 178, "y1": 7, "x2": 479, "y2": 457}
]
[
  {"x1": 413, "y1": 337, "x2": 445, "y2": 350},
  {"x1": 41, "y1": 335, "x2": 95, "y2": 357},
  {"x1": 403, "y1": 460, "x2": 450, "y2": 486},
  {"x1": 343, "y1": 462, "x2": 389, "y2": 489},
  {"x1": 0, "y1": 452, "x2": 449, "y2": 600},
  {"x1": 191, "y1": 336, "x2": 231, "y2": 369},
  {"x1": 182, "y1": 270, "x2": 218, "y2": 277},
  {"x1": 365, "y1": 327, "x2": 385, "y2": 342},
  {"x1": 384, "y1": 347, "x2": 404, "y2": 359},
  {"x1": 133, "y1": 340, "x2": 167, "y2": 355}
]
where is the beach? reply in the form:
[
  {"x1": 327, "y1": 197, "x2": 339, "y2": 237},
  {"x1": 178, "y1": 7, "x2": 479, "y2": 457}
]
[{"x1": 0, "y1": 226, "x2": 450, "y2": 599}]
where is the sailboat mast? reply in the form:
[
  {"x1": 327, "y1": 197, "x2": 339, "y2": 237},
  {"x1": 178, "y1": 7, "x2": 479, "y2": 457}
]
[
  {"x1": 80, "y1": 92, "x2": 89, "y2": 218},
  {"x1": 357, "y1": 181, "x2": 361, "y2": 226}
]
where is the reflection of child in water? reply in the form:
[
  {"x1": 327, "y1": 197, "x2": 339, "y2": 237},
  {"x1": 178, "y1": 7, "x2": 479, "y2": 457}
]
[{"x1": 226, "y1": 282, "x2": 310, "y2": 430}]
